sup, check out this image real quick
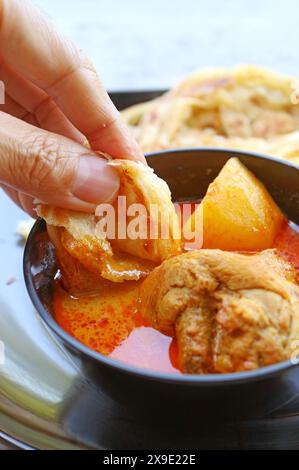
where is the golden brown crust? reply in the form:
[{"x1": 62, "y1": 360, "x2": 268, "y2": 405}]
[{"x1": 47, "y1": 225, "x2": 105, "y2": 295}]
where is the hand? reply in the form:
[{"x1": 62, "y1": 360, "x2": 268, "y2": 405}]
[{"x1": 0, "y1": 0, "x2": 145, "y2": 216}]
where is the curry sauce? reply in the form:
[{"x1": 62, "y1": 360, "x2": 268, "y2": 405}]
[{"x1": 53, "y1": 219, "x2": 299, "y2": 374}]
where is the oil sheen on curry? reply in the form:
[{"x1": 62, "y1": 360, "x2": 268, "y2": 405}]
[{"x1": 37, "y1": 158, "x2": 299, "y2": 375}]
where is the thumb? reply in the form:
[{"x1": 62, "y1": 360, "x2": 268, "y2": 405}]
[{"x1": 0, "y1": 112, "x2": 120, "y2": 212}]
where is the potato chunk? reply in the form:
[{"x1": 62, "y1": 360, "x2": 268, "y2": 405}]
[{"x1": 187, "y1": 157, "x2": 284, "y2": 251}]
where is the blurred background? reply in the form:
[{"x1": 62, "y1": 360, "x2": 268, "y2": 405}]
[{"x1": 35, "y1": 0, "x2": 299, "y2": 90}]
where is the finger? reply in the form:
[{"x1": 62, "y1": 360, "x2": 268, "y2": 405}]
[
  {"x1": 0, "y1": 0, "x2": 145, "y2": 162},
  {"x1": 18, "y1": 192, "x2": 37, "y2": 218},
  {"x1": 0, "y1": 111, "x2": 120, "y2": 212},
  {"x1": 0, "y1": 92, "x2": 26, "y2": 119},
  {"x1": 0, "y1": 92, "x2": 39, "y2": 127},
  {"x1": 23, "y1": 112, "x2": 39, "y2": 127},
  {"x1": 0, "y1": 61, "x2": 86, "y2": 144},
  {"x1": 34, "y1": 95, "x2": 87, "y2": 145}
]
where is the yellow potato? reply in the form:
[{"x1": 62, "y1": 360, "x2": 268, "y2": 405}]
[{"x1": 185, "y1": 158, "x2": 285, "y2": 251}]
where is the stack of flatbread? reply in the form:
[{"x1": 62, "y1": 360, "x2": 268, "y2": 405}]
[{"x1": 122, "y1": 65, "x2": 299, "y2": 165}]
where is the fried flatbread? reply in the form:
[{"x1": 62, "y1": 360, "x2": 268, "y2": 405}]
[{"x1": 122, "y1": 65, "x2": 299, "y2": 165}]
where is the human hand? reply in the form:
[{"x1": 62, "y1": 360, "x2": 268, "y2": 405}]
[{"x1": 0, "y1": 0, "x2": 145, "y2": 216}]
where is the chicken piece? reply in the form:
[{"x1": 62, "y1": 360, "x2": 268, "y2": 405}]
[
  {"x1": 37, "y1": 159, "x2": 181, "y2": 290},
  {"x1": 140, "y1": 249, "x2": 299, "y2": 374}
]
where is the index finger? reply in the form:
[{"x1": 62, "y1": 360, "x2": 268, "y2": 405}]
[{"x1": 0, "y1": 0, "x2": 145, "y2": 162}]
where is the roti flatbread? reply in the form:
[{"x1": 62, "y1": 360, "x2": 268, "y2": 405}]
[{"x1": 122, "y1": 65, "x2": 299, "y2": 165}]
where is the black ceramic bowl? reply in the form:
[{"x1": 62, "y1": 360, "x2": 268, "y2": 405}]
[{"x1": 24, "y1": 149, "x2": 299, "y2": 417}]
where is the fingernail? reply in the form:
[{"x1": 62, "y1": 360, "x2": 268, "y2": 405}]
[{"x1": 73, "y1": 155, "x2": 120, "y2": 204}]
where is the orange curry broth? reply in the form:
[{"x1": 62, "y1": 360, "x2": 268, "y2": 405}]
[
  {"x1": 53, "y1": 215, "x2": 299, "y2": 374},
  {"x1": 54, "y1": 280, "x2": 179, "y2": 373}
]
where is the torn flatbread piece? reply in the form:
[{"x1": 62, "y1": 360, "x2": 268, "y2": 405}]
[{"x1": 37, "y1": 160, "x2": 181, "y2": 291}]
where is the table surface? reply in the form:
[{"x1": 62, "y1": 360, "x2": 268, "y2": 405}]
[{"x1": 0, "y1": 197, "x2": 34, "y2": 451}]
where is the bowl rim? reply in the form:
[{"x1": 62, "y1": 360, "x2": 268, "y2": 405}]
[{"x1": 23, "y1": 147, "x2": 299, "y2": 386}]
